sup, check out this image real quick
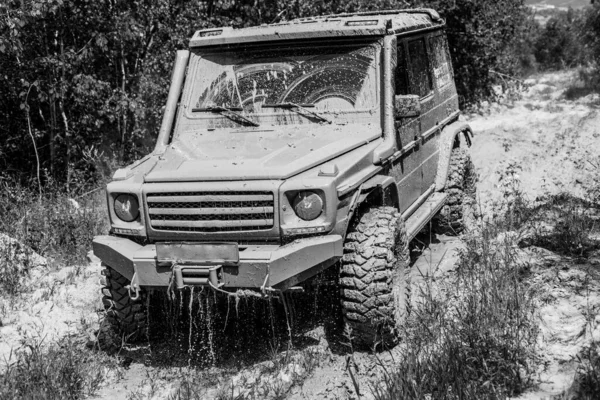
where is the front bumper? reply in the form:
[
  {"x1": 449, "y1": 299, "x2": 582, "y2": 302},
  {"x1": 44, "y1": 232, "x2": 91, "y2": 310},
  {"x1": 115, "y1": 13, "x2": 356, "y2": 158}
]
[{"x1": 92, "y1": 235, "x2": 343, "y2": 291}]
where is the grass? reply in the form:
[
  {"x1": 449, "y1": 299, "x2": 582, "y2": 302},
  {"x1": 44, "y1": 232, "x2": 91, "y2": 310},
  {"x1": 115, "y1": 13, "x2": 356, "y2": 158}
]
[
  {"x1": 369, "y1": 160, "x2": 600, "y2": 399},
  {"x1": 371, "y1": 222, "x2": 540, "y2": 400},
  {"x1": 525, "y1": 193, "x2": 599, "y2": 258},
  {"x1": 0, "y1": 335, "x2": 121, "y2": 400},
  {"x1": 563, "y1": 66, "x2": 600, "y2": 101},
  {"x1": 0, "y1": 176, "x2": 108, "y2": 297},
  {"x1": 1, "y1": 155, "x2": 599, "y2": 398}
]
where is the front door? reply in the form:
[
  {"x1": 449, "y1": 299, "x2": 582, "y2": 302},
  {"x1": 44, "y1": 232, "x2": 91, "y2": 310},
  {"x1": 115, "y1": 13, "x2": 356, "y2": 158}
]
[{"x1": 390, "y1": 35, "x2": 434, "y2": 212}]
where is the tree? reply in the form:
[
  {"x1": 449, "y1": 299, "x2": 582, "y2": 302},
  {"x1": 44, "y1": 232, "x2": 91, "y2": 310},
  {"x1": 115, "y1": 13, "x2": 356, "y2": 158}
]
[{"x1": 0, "y1": 0, "x2": 531, "y2": 189}]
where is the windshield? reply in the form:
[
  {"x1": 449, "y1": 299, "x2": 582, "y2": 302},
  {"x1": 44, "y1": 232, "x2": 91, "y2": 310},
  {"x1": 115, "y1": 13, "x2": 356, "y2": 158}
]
[{"x1": 182, "y1": 42, "x2": 380, "y2": 129}]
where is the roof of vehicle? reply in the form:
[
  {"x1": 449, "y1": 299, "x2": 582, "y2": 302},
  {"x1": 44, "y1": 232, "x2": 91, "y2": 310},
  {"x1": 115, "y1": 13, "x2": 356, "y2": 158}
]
[{"x1": 189, "y1": 9, "x2": 444, "y2": 48}]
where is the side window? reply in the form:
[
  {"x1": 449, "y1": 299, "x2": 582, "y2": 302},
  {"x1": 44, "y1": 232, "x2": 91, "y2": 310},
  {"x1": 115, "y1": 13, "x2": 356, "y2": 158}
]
[
  {"x1": 395, "y1": 43, "x2": 409, "y2": 95},
  {"x1": 429, "y1": 35, "x2": 453, "y2": 89},
  {"x1": 407, "y1": 38, "x2": 432, "y2": 98}
]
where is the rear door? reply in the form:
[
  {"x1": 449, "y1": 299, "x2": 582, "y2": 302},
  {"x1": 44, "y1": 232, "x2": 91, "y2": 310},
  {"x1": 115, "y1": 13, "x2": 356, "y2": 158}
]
[{"x1": 420, "y1": 33, "x2": 460, "y2": 189}]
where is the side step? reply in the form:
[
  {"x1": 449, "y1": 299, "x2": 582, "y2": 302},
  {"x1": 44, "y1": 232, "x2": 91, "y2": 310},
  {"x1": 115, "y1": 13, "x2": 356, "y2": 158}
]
[{"x1": 405, "y1": 192, "x2": 447, "y2": 241}]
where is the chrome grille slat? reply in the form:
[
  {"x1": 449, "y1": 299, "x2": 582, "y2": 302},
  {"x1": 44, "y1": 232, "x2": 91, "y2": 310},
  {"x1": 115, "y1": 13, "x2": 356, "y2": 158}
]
[{"x1": 147, "y1": 191, "x2": 275, "y2": 233}]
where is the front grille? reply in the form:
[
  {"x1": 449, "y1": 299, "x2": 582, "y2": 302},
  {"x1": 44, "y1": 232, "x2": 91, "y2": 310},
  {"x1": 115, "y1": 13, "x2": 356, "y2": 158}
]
[{"x1": 146, "y1": 191, "x2": 275, "y2": 232}]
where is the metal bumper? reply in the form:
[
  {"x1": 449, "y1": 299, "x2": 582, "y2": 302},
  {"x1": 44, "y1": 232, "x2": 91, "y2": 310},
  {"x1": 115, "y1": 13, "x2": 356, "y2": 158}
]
[{"x1": 92, "y1": 235, "x2": 343, "y2": 291}]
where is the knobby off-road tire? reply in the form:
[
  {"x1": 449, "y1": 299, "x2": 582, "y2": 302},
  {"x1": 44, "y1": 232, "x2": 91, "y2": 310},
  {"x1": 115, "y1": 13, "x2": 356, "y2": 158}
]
[
  {"x1": 436, "y1": 147, "x2": 478, "y2": 234},
  {"x1": 97, "y1": 264, "x2": 146, "y2": 353},
  {"x1": 340, "y1": 206, "x2": 410, "y2": 349}
]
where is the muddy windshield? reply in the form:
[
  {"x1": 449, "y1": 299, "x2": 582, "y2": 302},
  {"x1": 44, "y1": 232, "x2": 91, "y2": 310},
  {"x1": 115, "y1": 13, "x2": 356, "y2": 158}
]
[{"x1": 182, "y1": 42, "x2": 380, "y2": 129}]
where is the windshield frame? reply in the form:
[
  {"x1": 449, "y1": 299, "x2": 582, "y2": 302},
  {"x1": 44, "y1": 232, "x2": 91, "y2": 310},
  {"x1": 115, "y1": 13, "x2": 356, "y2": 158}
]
[{"x1": 175, "y1": 38, "x2": 382, "y2": 131}]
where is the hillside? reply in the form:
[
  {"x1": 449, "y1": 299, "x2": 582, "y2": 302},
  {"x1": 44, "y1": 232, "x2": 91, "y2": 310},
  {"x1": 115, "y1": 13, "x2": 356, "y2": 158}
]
[{"x1": 526, "y1": 0, "x2": 591, "y2": 8}]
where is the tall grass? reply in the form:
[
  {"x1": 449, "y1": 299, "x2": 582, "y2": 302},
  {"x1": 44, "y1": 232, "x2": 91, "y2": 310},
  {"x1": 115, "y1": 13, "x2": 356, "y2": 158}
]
[
  {"x1": 0, "y1": 336, "x2": 120, "y2": 400},
  {"x1": 0, "y1": 176, "x2": 108, "y2": 295},
  {"x1": 371, "y1": 223, "x2": 540, "y2": 400}
]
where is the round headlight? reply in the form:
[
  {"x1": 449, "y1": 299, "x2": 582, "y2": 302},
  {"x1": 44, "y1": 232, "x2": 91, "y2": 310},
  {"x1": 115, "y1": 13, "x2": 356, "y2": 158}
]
[
  {"x1": 114, "y1": 194, "x2": 140, "y2": 222},
  {"x1": 292, "y1": 191, "x2": 324, "y2": 221}
]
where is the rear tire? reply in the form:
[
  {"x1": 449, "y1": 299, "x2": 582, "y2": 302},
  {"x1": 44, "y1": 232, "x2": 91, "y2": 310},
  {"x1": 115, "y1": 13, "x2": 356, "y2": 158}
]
[
  {"x1": 436, "y1": 147, "x2": 478, "y2": 234},
  {"x1": 96, "y1": 264, "x2": 147, "y2": 353},
  {"x1": 340, "y1": 206, "x2": 410, "y2": 349}
]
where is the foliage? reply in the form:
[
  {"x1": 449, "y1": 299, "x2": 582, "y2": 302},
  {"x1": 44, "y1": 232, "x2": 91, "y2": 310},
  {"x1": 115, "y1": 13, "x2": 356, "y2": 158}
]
[
  {"x1": 0, "y1": 0, "x2": 532, "y2": 188},
  {"x1": 526, "y1": 193, "x2": 599, "y2": 258},
  {"x1": 371, "y1": 226, "x2": 539, "y2": 399},
  {"x1": 581, "y1": 3, "x2": 600, "y2": 89},
  {"x1": 418, "y1": 0, "x2": 530, "y2": 104},
  {"x1": 534, "y1": 8, "x2": 587, "y2": 70},
  {"x1": 0, "y1": 336, "x2": 119, "y2": 400},
  {"x1": 0, "y1": 174, "x2": 108, "y2": 269}
]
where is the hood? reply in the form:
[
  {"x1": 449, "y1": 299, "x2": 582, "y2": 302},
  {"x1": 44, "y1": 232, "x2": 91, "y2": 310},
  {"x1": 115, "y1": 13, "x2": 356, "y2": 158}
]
[{"x1": 144, "y1": 124, "x2": 380, "y2": 182}]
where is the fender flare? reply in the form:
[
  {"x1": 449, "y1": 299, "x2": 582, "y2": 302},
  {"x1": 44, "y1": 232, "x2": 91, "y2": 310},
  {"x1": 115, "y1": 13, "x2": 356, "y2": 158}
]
[
  {"x1": 342, "y1": 175, "x2": 399, "y2": 238},
  {"x1": 435, "y1": 121, "x2": 474, "y2": 191},
  {"x1": 356, "y1": 174, "x2": 400, "y2": 208}
]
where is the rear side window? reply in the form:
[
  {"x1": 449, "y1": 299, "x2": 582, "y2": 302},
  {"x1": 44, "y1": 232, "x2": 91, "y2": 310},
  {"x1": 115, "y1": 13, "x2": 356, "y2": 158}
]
[
  {"x1": 429, "y1": 35, "x2": 453, "y2": 88},
  {"x1": 407, "y1": 38, "x2": 432, "y2": 98}
]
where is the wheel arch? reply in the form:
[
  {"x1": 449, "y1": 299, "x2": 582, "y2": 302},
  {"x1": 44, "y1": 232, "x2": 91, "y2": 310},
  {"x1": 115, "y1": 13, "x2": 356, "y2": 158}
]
[
  {"x1": 339, "y1": 175, "x2": 400, "y2": 239},
  {"x1": 435, "y1": 121, "x2": 474, "y2": 191},
  {"x1": 357, "y1": 174, "x2": 400, "y2": 210}
]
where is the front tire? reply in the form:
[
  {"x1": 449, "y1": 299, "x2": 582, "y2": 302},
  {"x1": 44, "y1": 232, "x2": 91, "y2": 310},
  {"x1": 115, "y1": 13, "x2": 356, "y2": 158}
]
[
  {"x1": 340, "y1": 206, "x2": 410, "y2": 349},
  {"x1": 96, "y1": 264, "x2": 147, "y2": 353}
]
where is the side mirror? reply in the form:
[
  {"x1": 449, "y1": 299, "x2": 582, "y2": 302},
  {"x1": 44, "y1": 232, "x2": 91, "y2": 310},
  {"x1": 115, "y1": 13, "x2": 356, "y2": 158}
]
[{"x1": 394, "y1": 95, "x2": 421, "y2": 118}]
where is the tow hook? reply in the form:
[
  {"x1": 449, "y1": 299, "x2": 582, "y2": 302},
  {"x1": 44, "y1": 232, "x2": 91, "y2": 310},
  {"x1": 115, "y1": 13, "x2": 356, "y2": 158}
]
[{"x1": 126, "y1": 272, "x2": 141, "y2": 301}]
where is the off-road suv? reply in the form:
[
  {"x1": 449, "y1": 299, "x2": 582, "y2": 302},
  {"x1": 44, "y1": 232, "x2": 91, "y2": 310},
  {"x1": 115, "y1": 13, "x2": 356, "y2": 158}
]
[{"x1": 93, "y1": 8, "x2": 477, "y2": 350}]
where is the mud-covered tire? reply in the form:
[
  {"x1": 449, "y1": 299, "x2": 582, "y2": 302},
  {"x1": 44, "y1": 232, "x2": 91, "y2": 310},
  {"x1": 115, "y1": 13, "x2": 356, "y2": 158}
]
[
  {"x1": 96, "y1": 264, "x2": 146, "y2": 353},
  {"x1": 436, "y1": 148, "x2": 478, "y2": 234},
  {"x1": 340, "y1": 206, "x2": 410, "y2": 349}
]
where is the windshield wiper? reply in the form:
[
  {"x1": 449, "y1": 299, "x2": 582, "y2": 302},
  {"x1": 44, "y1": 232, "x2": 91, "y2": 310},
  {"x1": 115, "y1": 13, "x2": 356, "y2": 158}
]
[
  {"x1": 192, "y1": 106, "x2": 259, "y2": 127},
  {"x1": 262, "y1": 103, "x2": 332, "y2": 124}
]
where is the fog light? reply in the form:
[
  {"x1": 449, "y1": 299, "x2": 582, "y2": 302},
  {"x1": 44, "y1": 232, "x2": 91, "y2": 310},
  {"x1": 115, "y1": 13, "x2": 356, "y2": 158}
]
[
  {"x1": 113, "y1": 227, "x2": 143, "y2": 235},
  {"x1": 283, "y1": 226, "x2": 328, "y2": 236}
]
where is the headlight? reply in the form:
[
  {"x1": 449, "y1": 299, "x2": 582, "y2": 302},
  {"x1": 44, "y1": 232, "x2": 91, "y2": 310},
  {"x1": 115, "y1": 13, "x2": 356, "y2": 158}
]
[
  {"x1": 292, "y1": 191, "x2": 323, "y2": 221},
  {"x1": 114, "y1": 194, "x2": 140, "y2": 222}
]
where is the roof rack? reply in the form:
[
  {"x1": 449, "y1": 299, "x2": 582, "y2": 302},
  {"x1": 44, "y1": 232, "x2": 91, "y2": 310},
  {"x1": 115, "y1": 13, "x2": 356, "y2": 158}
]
[{"x1": 292, "y1": 8, "x2": 442, "y2": 23}]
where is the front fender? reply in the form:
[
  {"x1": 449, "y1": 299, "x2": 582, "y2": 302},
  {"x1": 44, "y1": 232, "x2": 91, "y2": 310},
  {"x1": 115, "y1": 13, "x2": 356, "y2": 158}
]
[{"x1": 435, "y1": 121, "x2": 473, "y2": 191}]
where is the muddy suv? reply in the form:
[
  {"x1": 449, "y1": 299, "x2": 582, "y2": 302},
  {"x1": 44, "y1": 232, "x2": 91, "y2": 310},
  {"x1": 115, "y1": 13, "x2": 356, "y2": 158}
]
[{"x1": 93, "y1": 9, "x2": 476, "y2": 349}]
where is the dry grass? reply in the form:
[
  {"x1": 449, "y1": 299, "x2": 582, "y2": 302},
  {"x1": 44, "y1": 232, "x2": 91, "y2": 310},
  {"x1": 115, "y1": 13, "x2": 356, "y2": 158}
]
[
  {"x1": 0, "y1": 335, "x2": 121, "y2": 400},
  {"x1": 0, "y1": 177, "x2": 108, "y2": 296},
  {"x1": 371, "y1": 221, "x2": 540, "y2": 399}
]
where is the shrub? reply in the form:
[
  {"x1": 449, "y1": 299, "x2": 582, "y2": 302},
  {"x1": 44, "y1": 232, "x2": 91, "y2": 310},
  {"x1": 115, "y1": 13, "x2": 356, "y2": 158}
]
[
  {"x1": 534, "y1": 8, "x2": 587, "y2": 71},
  {"x1": 524, "y1": 193, "x2": 599, "y2": 258},
  {"x1": 0, "y1": 175, "x2": 108, "y2": 295},
  {"x1": 371, "y1": 223, "x2": 539, "y2": 399},
  {"x1": 0, "y1": 336, "x2": 118, "y2": 400},
  {"x1": 583, "y1": 4, "x2": 600, "y2": 68}
]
